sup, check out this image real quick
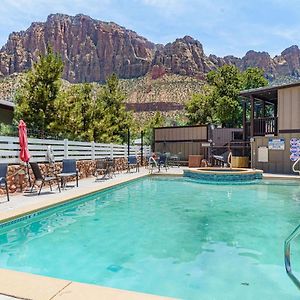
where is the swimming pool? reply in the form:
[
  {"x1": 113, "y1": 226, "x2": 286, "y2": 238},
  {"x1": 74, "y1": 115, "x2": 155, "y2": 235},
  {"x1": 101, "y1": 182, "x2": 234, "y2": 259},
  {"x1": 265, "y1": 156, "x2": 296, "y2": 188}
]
[{"x1": 0, "y1": 176, "x2": 300, "y2": 299}]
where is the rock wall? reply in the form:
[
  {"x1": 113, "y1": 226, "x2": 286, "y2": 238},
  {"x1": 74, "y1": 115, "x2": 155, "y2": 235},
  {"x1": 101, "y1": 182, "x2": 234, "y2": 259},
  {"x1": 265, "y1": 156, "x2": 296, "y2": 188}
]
[{"x1": 0, "y1": 157, "x2": 143, "y2": 198}]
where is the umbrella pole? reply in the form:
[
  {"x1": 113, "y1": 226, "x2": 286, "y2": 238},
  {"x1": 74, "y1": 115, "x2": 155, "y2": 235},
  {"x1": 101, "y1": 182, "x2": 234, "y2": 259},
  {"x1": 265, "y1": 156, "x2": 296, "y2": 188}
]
[{"x1": 27, "y1": 162, "x2": 31, "y2": 186}]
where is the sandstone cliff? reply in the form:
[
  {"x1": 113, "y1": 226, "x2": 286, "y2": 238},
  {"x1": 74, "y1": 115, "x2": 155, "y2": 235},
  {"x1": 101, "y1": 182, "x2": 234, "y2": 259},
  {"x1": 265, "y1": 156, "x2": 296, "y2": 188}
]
[
  {"x1": 1, "y1": 13, "x2": 300, "y2": 83},
  {"x1": 0, "y1": 14, "x2": 156, "y2": 82}
]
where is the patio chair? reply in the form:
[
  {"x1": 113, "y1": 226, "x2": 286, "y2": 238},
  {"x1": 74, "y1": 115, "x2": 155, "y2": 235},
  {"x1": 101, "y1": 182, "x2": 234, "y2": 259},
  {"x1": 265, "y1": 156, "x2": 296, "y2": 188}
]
[
  {"x1": 57, "y1": 159, "x2": 79, "y2": 189},
  {"x1": 106, "y1": 158, "x2": 116, "y2": 177},
  {"x1": 29, "y1": 162, "x2": 61, "y2": 195},
  {"x1": 0, "y1": 163, "x2": 9, "y2": 202},
  {"x1": 158, "y1": 154, "x2": 168, "y2": 172},
  {"x1": 127, "y1": 156, "x2": 139, "y2": 172},
  {"x1": 94, "y1": 159, "x2": 111, "y2": 180}
]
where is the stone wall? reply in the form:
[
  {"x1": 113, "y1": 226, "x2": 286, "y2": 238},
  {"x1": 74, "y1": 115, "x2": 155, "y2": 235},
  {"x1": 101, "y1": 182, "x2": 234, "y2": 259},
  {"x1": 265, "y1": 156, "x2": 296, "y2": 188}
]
[{"x1": 0, "y1": 157, "x2": 136, "y2": 197}]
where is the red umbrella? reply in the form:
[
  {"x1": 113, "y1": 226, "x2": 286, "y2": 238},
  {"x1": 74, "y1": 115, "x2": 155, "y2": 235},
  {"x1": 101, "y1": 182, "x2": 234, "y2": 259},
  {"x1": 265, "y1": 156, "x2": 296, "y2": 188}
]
[
  {"x1": 18, "y1": 120, "x2": 31, "y2": 187},
  {"x1": 18, "y1": 120, "x2": 30, "y2": 163}
]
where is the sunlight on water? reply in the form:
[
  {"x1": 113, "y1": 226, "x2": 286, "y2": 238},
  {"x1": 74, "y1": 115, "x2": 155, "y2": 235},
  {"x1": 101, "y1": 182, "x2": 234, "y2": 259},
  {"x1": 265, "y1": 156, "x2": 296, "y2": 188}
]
[{"x1": 0, "y1": 177, "x2": 300, "y2": 299}]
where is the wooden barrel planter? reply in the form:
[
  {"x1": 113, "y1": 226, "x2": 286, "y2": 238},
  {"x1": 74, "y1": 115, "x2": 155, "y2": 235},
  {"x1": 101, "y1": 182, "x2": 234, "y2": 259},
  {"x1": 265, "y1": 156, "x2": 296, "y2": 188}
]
[{"x1": 231, "y1": 156, "x2": 249, "y2": 168}]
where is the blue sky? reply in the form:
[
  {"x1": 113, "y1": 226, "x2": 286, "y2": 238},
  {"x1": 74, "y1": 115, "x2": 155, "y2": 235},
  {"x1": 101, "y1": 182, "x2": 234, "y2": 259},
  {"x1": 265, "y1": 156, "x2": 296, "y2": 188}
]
[{"x1": 0, "y1": 0, "x2": 300, "y2": 57}]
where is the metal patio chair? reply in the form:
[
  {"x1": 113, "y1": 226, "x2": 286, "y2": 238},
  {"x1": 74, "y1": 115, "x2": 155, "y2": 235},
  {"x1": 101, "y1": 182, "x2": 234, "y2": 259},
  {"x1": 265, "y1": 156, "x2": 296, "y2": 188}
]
[
  {"x1": 0, "y1": 163, "x2": 9, "y2": 202},
  {"x1": 57, "y1": 159, "x2": 79, "y2": 189},
  {"x1": 158, "y1": 154, "x2": 169, "y2": 172},
  {"x1": 29, "y1": 162, "x2": 61, "y2": 195},
  {"x1": 127, "y1": 156, "x2": 139, "y2": 172},
  {"x1": 94, "y1": 159, "x2": 111, "y2": 180}
]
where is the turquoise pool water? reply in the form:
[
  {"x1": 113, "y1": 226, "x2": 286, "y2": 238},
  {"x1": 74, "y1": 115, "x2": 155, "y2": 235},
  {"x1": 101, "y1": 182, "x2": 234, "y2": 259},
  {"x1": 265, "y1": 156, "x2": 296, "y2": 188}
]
[{"x1": 0, "y1": 177, "x2": 300, "y2": 299}]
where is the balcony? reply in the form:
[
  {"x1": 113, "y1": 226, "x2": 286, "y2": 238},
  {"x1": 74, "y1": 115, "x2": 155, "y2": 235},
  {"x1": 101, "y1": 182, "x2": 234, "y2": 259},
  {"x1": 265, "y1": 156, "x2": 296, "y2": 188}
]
[{"x1": 245, "y1": 116, "x2": 278, "y2": 137}]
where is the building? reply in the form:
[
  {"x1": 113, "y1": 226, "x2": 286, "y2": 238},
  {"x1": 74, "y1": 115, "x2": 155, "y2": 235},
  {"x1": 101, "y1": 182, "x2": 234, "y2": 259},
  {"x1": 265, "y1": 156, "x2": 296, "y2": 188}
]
[
  {"x1": 153, "y1": 125, "x2": 243, "y2": 164},
  {"x1": 0, "y1": 99, "x2": 14, "y2": 125},
  {"x1": 240, "y1": 81, "x2": 300, "y2": 174}
]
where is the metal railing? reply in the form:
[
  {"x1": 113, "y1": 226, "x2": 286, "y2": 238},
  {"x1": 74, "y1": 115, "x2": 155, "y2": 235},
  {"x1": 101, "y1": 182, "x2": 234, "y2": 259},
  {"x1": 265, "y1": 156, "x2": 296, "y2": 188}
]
[
  {"x1": 209, "y1": 141, "x2": 250, "y2": 167},
  {"x1": 284, "y1": 224, "x2": 300, "y2": 290},
  {"x1": 245, "y1": 117, "x2": 278, "y2": 137},
  {"x1": 292, "y1": 158, "x2": 300, "y2": 175}
]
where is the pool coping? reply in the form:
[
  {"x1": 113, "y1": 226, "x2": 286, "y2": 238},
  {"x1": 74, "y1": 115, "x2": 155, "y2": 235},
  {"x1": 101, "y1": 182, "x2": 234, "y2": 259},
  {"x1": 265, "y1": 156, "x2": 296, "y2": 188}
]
[
  {"x1": 184, "y1": 167, "x2": 263, "y2": 175},
  {"x1": 0, "y1": 171, "x2": 176, "y2": 300}
]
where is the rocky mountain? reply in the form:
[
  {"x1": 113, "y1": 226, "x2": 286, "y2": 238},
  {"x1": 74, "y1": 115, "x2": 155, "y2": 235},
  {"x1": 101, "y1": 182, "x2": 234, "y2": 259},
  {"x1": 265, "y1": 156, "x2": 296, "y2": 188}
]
[
  {"x1": 0, "y1": 14, "x2": 156, "y2": 82},
  {"x1": 1, "y1": 13, "x2": 300, "y2": 83}
]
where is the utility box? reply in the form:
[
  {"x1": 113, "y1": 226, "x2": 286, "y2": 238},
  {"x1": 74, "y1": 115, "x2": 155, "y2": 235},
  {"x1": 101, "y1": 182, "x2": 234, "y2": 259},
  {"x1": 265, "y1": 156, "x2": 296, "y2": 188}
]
[{"x1": 188, "y1": 155, "x2": 203, "y2": 168}]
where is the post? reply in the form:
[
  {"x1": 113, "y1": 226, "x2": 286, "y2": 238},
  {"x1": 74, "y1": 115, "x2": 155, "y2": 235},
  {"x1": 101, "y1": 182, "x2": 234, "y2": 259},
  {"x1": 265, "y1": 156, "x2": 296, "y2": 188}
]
[
  {"x1": 250, "y1": 95, "x2": 255, "y2": 137},
  {"x1": 152, "y1": 128, "x2": 155, "y2": 152},
  {"x1": 124, "y1": 145, "x2": 127, "y2": 158},
  {"x1": 141, "y1": 130, "x2": 144, "y2": 166},
  {"x1": 242, "y1": 100, "x2": 247, "y2": 141},
  {"x1": 127, "y1": 128, "x2": 130, "y2": 157},
  {"x1": 64, "y1": 139, "x2": 68, "y2": 159},
  {"x1": 91, "y1": 141, "x2": 95, "y2": 160},
  {"x1": 110, "y1": 143, "x2": 114, "y2": 159},
  {"x1": 262, "y1": 100, "x2": 266, "y2": 118},
  {"x1": 274, "y1": 99, "x2": 278, "y2": 135}
]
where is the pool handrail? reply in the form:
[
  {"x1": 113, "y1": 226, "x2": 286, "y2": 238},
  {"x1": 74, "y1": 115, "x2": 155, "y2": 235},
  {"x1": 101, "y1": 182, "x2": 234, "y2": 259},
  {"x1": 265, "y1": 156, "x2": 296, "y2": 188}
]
[
  {"x1": 292, "y1": 158, "x2": 300, "y2": 175},
  {"x1": 284, "y1": 224, "x2": 300, "y2": 290},
  {"x1": 227, "y1": 151, "x2": 232, "y2": 168}
]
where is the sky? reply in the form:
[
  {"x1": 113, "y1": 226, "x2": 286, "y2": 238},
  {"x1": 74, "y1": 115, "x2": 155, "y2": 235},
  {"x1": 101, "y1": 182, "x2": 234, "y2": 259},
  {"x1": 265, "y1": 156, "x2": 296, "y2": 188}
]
[{"x1": 0, "y1": 0, "x2": 300, "y2": 57}]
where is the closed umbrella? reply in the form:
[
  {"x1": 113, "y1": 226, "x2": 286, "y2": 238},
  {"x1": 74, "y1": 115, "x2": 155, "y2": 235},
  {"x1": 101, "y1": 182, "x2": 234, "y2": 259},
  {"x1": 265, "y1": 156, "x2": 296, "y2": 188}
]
[
  {"x1": 46, "y1": 145, "x2": 55, "y2": 164},
  {"x1": 46, "y1": 145, "x2": 55, "y2": 176},
  {"x1": 18, "y1": 120, "x2": 31, "y2": 186}
]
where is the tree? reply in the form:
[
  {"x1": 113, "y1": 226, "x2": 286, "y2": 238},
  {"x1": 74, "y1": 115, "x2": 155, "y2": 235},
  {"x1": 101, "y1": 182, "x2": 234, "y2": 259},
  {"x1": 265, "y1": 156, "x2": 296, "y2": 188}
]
[
  {"x1": 49, "y1": 74, "x2": 132, "y2": 143},
  {"x1": 186, "y1": 65, "x2": 268, "y2": 127},
  {"x1": 242, "y1": 67, "x2": 268, "y2": 90},
  {"x1": 96, "y1": 74, "x2": 133, "y2": 143},
  {"x1": 143, "y1": 112, "x2": 165, "y2": 145},
  {"x1": 14, "y1": 46, "x2": 63, "y2": 134},
  {"x1": 49, "y1": 83, "x2": 101, "y2": 141},
  {"x1": 185, "y1": 85, "x2": 215, "y2": 125},
  {"x1": 207, "y1": 65, "x2": 242, "y2": 127},
  {"x1": 207, "y1": 64, "x2": 241, "y2": 99}
]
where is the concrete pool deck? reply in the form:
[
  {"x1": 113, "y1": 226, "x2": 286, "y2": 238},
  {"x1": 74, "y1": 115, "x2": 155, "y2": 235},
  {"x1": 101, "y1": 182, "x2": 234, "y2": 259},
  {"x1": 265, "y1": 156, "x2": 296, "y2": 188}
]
[
  {"x1": 0, "y1": 166, "x2": 299, "y2": 300},
  {"x1": 0, "y1": 167, "x2": 182, "y2": 300}
]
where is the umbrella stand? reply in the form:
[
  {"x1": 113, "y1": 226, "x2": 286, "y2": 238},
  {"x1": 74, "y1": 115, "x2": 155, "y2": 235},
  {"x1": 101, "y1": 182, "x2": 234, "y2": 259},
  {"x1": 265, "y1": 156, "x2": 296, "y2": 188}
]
[
  {"x1": 27, "y1": 162, "x2": 31, "y2": 186},
  {"x1": 23, "y1": 162, "x2": 36, "y2": 193}
]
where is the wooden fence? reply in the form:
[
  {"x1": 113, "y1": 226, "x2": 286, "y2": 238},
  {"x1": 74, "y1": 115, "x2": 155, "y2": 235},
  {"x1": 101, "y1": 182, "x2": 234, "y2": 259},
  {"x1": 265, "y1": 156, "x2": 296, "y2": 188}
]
[{"x1": 0, "y1": 136, "x2": 151, "y2": 164}]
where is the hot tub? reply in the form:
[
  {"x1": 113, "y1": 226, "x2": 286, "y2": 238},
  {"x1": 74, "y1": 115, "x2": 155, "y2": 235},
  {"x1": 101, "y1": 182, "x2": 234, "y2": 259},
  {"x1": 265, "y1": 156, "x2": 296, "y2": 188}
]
[{"x1": 183, "y1": 167, "x2": 263, "y2": 182}]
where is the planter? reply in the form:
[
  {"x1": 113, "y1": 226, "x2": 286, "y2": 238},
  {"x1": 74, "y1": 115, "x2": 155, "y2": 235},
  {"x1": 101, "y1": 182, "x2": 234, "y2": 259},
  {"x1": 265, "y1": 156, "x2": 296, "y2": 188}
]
[{"x1": 231, "y1": 156, "x2": 249, "y2": 168}]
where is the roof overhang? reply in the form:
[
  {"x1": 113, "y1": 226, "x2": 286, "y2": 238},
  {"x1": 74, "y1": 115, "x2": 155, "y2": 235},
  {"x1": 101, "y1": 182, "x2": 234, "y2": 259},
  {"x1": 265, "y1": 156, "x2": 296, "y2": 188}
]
[
  {"x1": 239, "y1": 80, "x2": 300, "y2": 104},
  {"x1": 0, "y1": 100, "x2": 15, "y2": 111}
]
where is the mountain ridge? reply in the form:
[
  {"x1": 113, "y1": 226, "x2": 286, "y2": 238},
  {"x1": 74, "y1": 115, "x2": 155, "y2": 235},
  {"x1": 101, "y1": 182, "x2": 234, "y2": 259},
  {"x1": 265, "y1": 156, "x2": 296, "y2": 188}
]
[{"x1": 1, "y1": 13, "x2": 300, "y2": 83}]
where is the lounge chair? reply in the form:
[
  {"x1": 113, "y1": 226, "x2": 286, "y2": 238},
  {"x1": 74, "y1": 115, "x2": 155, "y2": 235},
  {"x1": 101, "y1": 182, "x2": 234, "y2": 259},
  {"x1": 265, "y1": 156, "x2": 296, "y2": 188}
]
[
  {"x1": 57, "y1": 159, "x2": 79, "y2": 189},
  {"x1": 94, "y1": 159, "x2": 111, "y2": 180},
  {"x1": 29, "y1": 162, "x2": 61, "y2": 195},
  {"x1": 127, "y1": 156, "x2": 139, "y2": 172},
  {"x1": 0, "y1": 163, "x2": 9, "y2": 202},
  {"x1": 158, "y1": 154, "x2": 168, "y2": 172}
]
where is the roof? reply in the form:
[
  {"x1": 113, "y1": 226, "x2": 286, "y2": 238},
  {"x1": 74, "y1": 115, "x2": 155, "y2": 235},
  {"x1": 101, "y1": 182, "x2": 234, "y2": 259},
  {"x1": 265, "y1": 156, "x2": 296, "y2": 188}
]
[
  {"x1": 240, "y1": 80, "x2": 300, "y2": 96},
  {"x1": 239, "y1": 80, "x2": 300, "y2": 103},
  {"x1": 0, "y1": 99, "x2": 15, "y2": 110}
]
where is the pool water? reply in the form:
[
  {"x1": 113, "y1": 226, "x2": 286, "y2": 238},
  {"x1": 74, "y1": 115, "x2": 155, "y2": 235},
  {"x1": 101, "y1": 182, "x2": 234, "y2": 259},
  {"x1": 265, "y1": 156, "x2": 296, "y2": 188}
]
[{"x1": 0, "y1": 177, "x2": 300, "y2": 299}]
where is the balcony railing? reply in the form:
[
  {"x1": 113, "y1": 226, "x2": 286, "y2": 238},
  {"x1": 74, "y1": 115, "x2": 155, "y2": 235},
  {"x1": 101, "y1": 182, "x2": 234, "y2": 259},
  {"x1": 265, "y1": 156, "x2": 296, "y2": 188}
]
[
  {"x1": 245, "y1": 117, "x2": 278, "y2": 137},
  {"x1": 254, "y1": 117, "x2": 277, "y2": 136}
]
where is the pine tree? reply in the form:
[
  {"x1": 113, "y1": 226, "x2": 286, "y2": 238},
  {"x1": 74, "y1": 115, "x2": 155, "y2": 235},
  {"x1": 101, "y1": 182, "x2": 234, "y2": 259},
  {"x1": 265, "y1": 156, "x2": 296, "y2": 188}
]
[
  {"x1": 14, "y1": 46, "x2": 63, "y2": 135},
  {"x1": 97, "y1": 74, "x2": 133, "y2": 143}
]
